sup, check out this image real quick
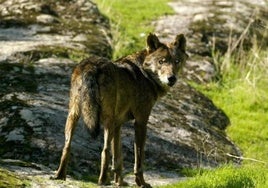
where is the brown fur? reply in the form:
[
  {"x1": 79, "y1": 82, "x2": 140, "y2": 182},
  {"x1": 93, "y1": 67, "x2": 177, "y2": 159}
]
[{"x1": 53, "y1": 33, "x2": 188, "y2": 187}]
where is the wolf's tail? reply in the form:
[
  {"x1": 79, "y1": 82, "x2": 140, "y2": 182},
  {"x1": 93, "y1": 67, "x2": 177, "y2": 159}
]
[{"x1": 80, "y1": 69, "x2": 101, "y2": 138}]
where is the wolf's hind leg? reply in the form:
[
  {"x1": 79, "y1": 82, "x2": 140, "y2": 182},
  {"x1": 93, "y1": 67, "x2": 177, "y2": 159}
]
[
  {"x1": 98, "y1": 126, "x2": 113, "y2": 185},
  {"x1": 54, "y1": 93, "x2": 80, "y2": 180}
]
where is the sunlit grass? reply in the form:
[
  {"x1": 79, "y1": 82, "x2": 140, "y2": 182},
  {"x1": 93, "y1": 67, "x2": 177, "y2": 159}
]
[
  {"x1": 161, "y1": 165, "x2": 268, "y2": 188},
  {"x1": 199, "y1": 50, "x2": 268, "y2": 164},
  {"x1": 93, "y1": 0, "x2": 173, "y2": 59},
  {"x1": 182, "y1": 47, "x2": 268, "y2": 187},
  {"x1": 0, "y1": 168, "x2": 30, "y2": 187}
]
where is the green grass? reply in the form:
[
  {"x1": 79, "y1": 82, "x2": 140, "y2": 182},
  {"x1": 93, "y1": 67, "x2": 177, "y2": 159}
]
[
  {"x1": 172, "y1": 48, "x2": 268, "y2": 187},
  {"x1": 161, "y1": 165, "x2": 268, "y2": 188},
  {"x1": 200, "y1": 49, "x2": 268, "y2": 164},
  {"x1": 0, "y1": 168, "x2": 30, "y2": 187},
  {"x1": 93, "y1": 0, "x2": 173, "y2": 59}
]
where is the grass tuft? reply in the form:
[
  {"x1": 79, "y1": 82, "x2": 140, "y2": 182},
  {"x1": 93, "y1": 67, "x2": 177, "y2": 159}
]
[
  {"x1": 0, "y1": 168, "x2": 30, "y2": 187},
  {"x1": 163, "y1": 165, "x2": 267, "y2": 188}
]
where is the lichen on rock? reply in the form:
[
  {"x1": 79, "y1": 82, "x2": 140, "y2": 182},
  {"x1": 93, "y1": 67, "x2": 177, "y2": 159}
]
[{"x1": 0, "y1": 0, "x2": 112, "y2": 62}]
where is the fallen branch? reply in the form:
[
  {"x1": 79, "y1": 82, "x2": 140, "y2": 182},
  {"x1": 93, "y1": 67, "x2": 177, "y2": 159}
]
[{"x1": 226, "y1": 153, "x2": 267, "y2": 164}]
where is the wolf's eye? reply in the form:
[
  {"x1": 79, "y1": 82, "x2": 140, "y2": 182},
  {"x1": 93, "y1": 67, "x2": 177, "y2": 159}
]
[{"x1": 159, "y1": 58, "x2": 166, "y2": 64}]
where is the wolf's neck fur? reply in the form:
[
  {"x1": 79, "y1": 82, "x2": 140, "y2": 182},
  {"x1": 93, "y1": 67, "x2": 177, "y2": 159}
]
[
  {"x1": 123, "y1": 49, "x2": 169, "y2": 98},
  {"x1": 141, "y1": 69, "x2": 169, "y2": 98},
  {"x1": 117, "y1": 49, "x2": 147, "y2": 66}
]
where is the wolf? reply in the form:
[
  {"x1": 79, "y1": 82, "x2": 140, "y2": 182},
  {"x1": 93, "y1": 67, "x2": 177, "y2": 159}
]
[{"x1": 53, "y1": 33, "x2": 188, "y2": 187}]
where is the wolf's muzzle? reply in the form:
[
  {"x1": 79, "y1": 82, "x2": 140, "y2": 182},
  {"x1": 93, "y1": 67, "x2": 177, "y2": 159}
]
[{"x1": 167, "y1": 75, "x2": 177, "y2": 86}]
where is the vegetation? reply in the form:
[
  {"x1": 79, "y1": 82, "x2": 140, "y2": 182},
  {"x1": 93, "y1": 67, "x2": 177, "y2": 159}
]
[
  {"x1": 202, "y1": 48, "x2": 268, "y2": 164},
  {"x1": 94, "y1": 0, "x2": 268, "y2": 187},
  {"x1": 162, "y1": 165, "x2": 267, "y2": 188},
  {"x1": 163, "y1": 46, "x2": 268, "y2": 187},
  {"x1": 0, "y1": 168, "x2": 30, "y2": 187},
  {"x1": 93, "y1": 0, "x2": 173, "y2": 59},
  {"x1": 177, "y1": 44, "x2": 268, "y2": 188}
]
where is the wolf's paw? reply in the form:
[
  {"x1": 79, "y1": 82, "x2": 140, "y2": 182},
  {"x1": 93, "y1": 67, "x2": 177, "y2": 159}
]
[
  {"x1": 140, "y1": 183, "x2": 152, "y2": 188},
  {"x1": 98, "y1": 179, "x2": 111, "y2": 186},
  {"x1": 135, "y1": 176, "x2": 152, "y2": 188},
  {"x1": 114, "y1": 180, "x2": 129, "y2": 187},
  {"x1": 50, "y1": 173, "x2": 66, "y2": 181}
]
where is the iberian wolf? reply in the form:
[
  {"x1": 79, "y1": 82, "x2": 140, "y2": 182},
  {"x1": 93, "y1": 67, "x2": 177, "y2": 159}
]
[{"x1": 54, "y1": 33, "x2": 188, "y2": 187}]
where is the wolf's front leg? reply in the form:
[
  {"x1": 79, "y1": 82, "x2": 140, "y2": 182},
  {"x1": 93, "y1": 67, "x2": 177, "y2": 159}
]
[
  {"x1": 111, "y1": 125, "x2": 128, "y2": 186},
  {"x1": 134, "y1": 121, "x2": 152, "y2": 188}
]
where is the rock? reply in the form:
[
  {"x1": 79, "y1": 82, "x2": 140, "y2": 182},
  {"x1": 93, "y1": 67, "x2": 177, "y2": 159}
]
[
  {"x1": 0, "y1": 0, "x2": 112, "y2": 61},
  {"x1": 154, "y1": 0, "x2": 268, "y2": 83},
  {"x1": 0, "y1": 0, "x2": 111, "y2": 177},
  {"x1": 36, "y1": 14, "x2": 58, "y2": 24},
  {"x1": 146, "y1": 81, "x2": 240, "y2": 168},
  {"x1": 6, "y1": 128, "x2": 24, "y2": 142}
]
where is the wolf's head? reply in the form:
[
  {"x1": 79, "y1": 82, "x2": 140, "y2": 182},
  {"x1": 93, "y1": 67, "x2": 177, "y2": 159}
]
[{"x1": 143, "y1": 33, "x2": 188, "y2": 88}]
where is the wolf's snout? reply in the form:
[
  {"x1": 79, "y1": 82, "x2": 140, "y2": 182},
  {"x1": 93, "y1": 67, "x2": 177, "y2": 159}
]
[{"x1": 168, "y1": 75, "x2": 177, "y2": 86}]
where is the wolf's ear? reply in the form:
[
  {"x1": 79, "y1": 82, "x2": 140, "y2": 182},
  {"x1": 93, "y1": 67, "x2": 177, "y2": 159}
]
[
  {"x1": 147, "y1": 33, "x2": 161, "y2": 52},
  {"x1": 174, "y1": 34, "x2": 186, "y2": 52}
]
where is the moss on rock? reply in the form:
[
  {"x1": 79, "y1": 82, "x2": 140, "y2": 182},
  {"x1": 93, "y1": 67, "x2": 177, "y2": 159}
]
[{"x1": 0, "y1": 168, "x2": 30, "y2": 187}]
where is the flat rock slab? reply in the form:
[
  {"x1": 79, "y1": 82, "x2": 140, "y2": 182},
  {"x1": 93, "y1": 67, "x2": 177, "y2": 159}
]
[{"x1": 0, "y1": 0, "x2": 112, "y2": 62}]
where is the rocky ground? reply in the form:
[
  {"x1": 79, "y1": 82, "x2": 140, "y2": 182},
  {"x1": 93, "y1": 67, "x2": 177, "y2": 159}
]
[{"x1": 0, "y1": 0, "x2": 267, "y2": 187}]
